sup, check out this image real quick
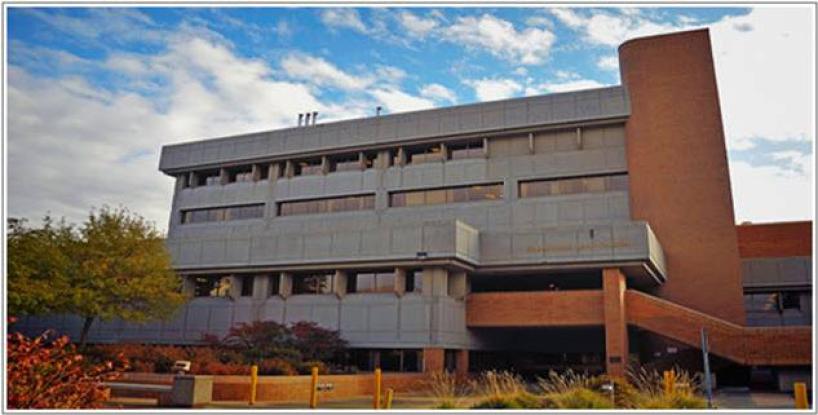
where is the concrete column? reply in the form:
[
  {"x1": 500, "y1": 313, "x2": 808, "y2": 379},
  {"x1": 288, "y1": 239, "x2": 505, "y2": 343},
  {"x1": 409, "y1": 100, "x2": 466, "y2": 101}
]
[
  {"x1": 395, "y1": 148, "x2": 406, "y2": 166},
  {"x1": 423, "y1": 348, "x2": 445, "y2": 373},
  {"x1": 188, "y1": 172, "x2": 197, "y2": 188},
  {"x1": 358, "y1": 152, "x2": 366, "y2": 170},
  {"x1": 333, "y1": 270, "x2": 348, "y2": 298},
  {"x1": 321, "y1": 156, "x2": 330, "y2": 174},
  {"x1": 227, "y1": 275, "x2": 240, "y2": 300},
  {"x1": 376, "y1": 150, "x2": 391, "y2": 169},
  {"x1": 181, "y1": 275, "x2": 195, "y2": 297},
  {"x1": 448, "y1": 271, "x2": 468, "y2": 300},
  {"x1": 284, "y1": 161, "x2": 295, "y2": 178},
  {"x1": 251, "y1": 164, "x2": 261, "y2": 181},
  {"x1": 252, "y1": 274, "x2": 268, "y2": 300},
  {"x1": 394, "y1": 268, "x2": 407, "y2": 296},
  {"x1": 176, "y1": 174, "x2": 187, "y2": 191},
  {"x1": 219, "y1": 168, "x2": 228, "y2": 185},
  {"x1": 603, "y1": 268, "x2": 628, "y2": 377},
  {"x1": 269, "y1": 163, "x2": 281, "y2": 180},
  {"x1": 422, "y1": 267, "x2": 448, "y2": 297},
  {"x1": 280, "y1": 272, "x2": 293, "y2": 298},
  {"x1": 440, "y1": 143, "x2": 448, "y2": 161},
  {"x1": 455, "y1": 349, "x2": 469, "y2": 377},
  {"x1": 482, "y1": 137, "x2": 490, "y2": 158}
]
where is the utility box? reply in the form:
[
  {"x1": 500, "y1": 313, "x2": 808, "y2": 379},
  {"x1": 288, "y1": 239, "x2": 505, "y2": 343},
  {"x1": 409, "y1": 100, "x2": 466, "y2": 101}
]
[{"x1": 171, "y1": 375, "x2": 213, "y2": 407}]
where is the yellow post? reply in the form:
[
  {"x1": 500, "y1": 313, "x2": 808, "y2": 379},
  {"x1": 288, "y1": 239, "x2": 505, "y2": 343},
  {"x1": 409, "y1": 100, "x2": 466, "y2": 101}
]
[
  {"x1": 373, "y1": 368, "x2": 382, "y2": 409},
  {"x1": 663, "y1": 370, "x2": 674, "y2": 395},
  {"x1": 249, "y1": 365, "x2": 258, "y2": 405},
  {"x1": 794, "y1": 382, "x2": 809, "y2": 409},
  {"x1": 309, "y1": 366, "x2": 319, "y2": 409},
  {"x1": 384, "y1": 388, "x2": 394, "y2": 409}
]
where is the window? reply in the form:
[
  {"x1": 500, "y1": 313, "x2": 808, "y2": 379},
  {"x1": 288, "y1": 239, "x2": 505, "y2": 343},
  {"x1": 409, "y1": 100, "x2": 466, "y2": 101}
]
[
  {"x1": 181, "y1": 204, "x2": 265, "y2": 224},
  {"x1": 390, "y1": 183, "x2": 503, "y2": 207},
  {"x1": 352, "y1": 349, "x2": 422, "y2": 372},
  {"x1": 240, "y1": 275, "x2": 255, "y2": 297},
  {"x1": 406, "y1": 144, "x2": 445, "y2": 164},
  {"x1": 405, "y1": 270, "x2": 422, "y2": 293},
  {"x1": 193, "y1": 276, "x2": 232, "y2": 297},
  {"x1": 449, "y1": 140, "x2": 484, "y2": 160},
  {"x1": 330, "y1": 153, "x2": 362, "y2": 172},
  {"x1": 226, "y1": 165, "x2": 254, "y2": 183},
  {"x1": 293, "y1": 273, "x2": 334, "y2": 295},
  {"x1": 781, "y1": 292, "x2": 801, "y2": 310},
  {"x1": 268, "y1": 275, "x2": 280, "y2": 297},
  {"x1": 278, "y1": 194, "x2": 376, "y2": 217},
  {"x1": 295, "y1": 159, "x2": 323, "y2": 176},
  {"x1": 519, "y1": 173, "x2": 629, "y2": 198},
  {"x1": 349, "y1": 271, "x2": 396, "y2": 294},
  {"x1": 192, "y1": 169, "x2": 221, "y2": 187}
]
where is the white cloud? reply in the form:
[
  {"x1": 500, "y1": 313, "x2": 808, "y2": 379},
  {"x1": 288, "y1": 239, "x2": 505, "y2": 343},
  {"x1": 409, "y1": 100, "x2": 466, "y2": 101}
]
[
  {"x1": 398, "y1": 11, "x2": 439, "y2": 38},
  {"x1": 320, "y1": 9, "x2": 368, "y2": 34},
  {"x1": 526, "y1": 79, "x2": 607, "y2": 96},
  {"x1": 420, "y1": 83, "x2": 457, "y2": 103},
  {"x1": 525, "y1": 16, "x2": 554, "y2": 29},
  {"x1": 597, "y1": 55, "x2": 619, "y2": 71},
  {"x1": 550, "y1": 8, "x2": 681, "y2": 46},
  {"x1": 550, "y1": 7, "x2": 814, "y2": 152},
  {"x1": 444, "y1": 14, "x2": 556, "y2": 65},
  {"x1": 465, "y1": 78, "x2": 523, "y2": 101},
  {"x1": 8, "y1": 29, "x2": 368, "y2": 231},
  {"x1": 369, "y1": 87, "x2": 436, "y2": 113},
  {"x1": 280, "y1": 54, "x2": 371, "y2": 91},
  {"x1": 729, "y1": 159, "x2": 812, "y2": 222},
  {"x1": 709, "y1": 8, "x2": 814, "y2": 149}
]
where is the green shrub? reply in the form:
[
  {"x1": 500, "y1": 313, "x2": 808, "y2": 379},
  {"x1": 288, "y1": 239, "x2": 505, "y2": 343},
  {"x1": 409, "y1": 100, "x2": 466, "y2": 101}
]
[
  {"x1": 471, "y1": 392, "x2": 542, "y2": 409},
  {"x1": 434, "y1": 400, "x2": 458, "y2": 409},
  {"x1": 544, "y1": 388, "x2": 614, "y2": 409},
  {"x1": 639, "y1": 391, "x2": 707, "y2": 409}
]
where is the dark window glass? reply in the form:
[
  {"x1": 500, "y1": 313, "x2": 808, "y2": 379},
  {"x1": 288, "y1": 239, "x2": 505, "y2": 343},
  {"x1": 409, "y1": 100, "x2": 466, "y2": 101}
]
[
  {"x1": 193, "y1": 276, "x2": 231, "y2": 297},
  {"x1": 389, "y1": 183, "x2": 503, "y2": 207},
  {"x1": 268, "y1": 275, "x2": 280, "y2": 297},
  {"x1": 405, "y1": 270, "x2": 422, "y2": 293},
  {"x1": 380, "y1": 350, "x2": 402, "y2": 372},
  {"x1": 449, "y1": 140, "x2": 484, "y2": 160},
  {"x1": 240, "y1": 275, "x2": 254, "y2": 297},
  {"x1": 519, "y1": 174, "x2": 629, "y2": 199},
  {"x1": 293, "y1": 274, "x2": 334, "y2": 295},
  {"x1": 181, "y1": 204, "x2": 264, "y2": 224},
  {"x1": 278, "y1": 195, "x2": 375, "y2": 217},
  {"x1": 781, "y1": 292, "x2": 801, "y2": 310}
]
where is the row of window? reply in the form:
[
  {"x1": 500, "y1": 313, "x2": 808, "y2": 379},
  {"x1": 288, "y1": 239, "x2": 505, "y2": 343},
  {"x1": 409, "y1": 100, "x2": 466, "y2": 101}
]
[
  {"x1": 519, "y1": 173, "x2": 628, "y2": 198},
  {"x1": 278, "y1": 194, "x2": 375, "y2": 217},
  {"x1": 390, "y1": 183, "x2": 504, "y2": 207},
  {"x1": 181, "y1": 140, "x2": 487, "y2": 188},
  {"x1": 181, "y1": 174, "x2": 628, "y2": 222},
  {"x1": 181, "y1": 204, "x2": 265, "y2": 224},
  {"x1": 192, "y1": 270, "x2": 423, "y2": 297}
]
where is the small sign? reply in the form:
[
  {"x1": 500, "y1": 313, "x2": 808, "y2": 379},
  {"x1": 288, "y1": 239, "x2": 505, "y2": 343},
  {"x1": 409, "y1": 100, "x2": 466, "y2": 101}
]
[{"x1": 317, "y1": 383, "x2": 334, "y2": 392}]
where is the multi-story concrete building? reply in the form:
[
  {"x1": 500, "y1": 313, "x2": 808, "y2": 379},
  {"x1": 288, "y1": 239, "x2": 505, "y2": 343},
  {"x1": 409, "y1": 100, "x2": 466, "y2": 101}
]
[{"x1": 19, "y1": 29, "x2": 811, "y2": 386}]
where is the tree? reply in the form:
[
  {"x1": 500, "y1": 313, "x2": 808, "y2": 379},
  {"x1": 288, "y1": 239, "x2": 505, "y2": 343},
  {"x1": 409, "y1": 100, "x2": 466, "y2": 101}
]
[
  {"x1": 8, "y1": 207, "x2": 187, "y2": 346},
  {"x1": 7, "y1": 318, "x2": 129, "y2": 409}
]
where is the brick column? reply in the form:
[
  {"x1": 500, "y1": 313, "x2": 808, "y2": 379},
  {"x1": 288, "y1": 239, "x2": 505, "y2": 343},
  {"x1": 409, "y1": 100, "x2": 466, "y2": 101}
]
[
  {"x1": 423, "y1": 348, "x2": 445, "y2": 373},
  {"x1": 455, "y1": 349, "x2": 469, "y2": 377},
  {"x1": 603, "y1": 268, "x2": 628, "y2": 377}
]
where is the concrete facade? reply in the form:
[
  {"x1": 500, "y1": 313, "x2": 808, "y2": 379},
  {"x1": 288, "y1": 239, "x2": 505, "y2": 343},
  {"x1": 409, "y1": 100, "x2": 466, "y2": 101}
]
[{"x1": 19, "y1": 29, "x2": 811, "y2": 381}]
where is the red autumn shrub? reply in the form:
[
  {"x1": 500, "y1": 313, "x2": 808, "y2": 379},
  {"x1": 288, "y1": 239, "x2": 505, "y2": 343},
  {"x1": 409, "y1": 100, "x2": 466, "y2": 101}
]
[
  {"x1": 290, "y1": 321, "x2": 347, "y2": 362},
  {"x1": 7, "y1": 321, "x2": 128, "y2": 409},
  {"x1": 258, "y1": 358, "x2": 298, "y2": 376}
]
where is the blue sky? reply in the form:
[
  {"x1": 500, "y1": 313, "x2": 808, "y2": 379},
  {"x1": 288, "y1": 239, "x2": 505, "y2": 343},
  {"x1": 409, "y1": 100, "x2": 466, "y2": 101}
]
[{"x1": 6, "y1": 6, "x2": 814, "y2": 229}]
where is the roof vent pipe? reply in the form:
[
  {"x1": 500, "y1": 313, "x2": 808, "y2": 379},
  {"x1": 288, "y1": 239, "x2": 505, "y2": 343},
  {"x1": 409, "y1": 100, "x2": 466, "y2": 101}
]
[
  {"x1": 304, "y1": 112, "x2": 311, "y2": 126},
  {"x1": 376, "y1": 106, "x2": 382, "y2": 117},
  {"x1": 312, "y1": 111, "x2": 318, "y2": 125},
  {"x1": 298, "y1": 113, "x2": 303, "y2": 127}
]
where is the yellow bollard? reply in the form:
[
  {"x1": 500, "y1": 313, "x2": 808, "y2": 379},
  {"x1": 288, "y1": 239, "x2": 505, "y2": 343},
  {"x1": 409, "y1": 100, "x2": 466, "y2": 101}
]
[
  {"x1": 309, "y1": 366, "x2": 319, "y2": 409},
  {"x1": 384, "y1": 388, "x2": 394, "y2": 409},
  {"x1": 794, "y1": 382, "x2": 809, "y2": 409},
  {"x1": 663, "y1": 370, "x2": 674, "y2": 395},
  {"x1": 373, "y1": 368, "x2": 382, "y2": 409},
  {"x1": 249, "y1": 365, "x2": 258, "y2": 405}
]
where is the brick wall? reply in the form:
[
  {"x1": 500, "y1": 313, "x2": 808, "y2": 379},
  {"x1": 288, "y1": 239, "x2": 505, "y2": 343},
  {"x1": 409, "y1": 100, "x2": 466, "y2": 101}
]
[
  {"x1": 619, "y1": 29, "x2": 747, "y2": 325},
  {"x1": 466, "y1": 290, "x2": 604, "y2": 327},
  {"x1": 737, "y1": 221, "x2": 812, "y2": 258},
  {"x1": 115, "y1": 372, "x2": 429, "y2": 403}
]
